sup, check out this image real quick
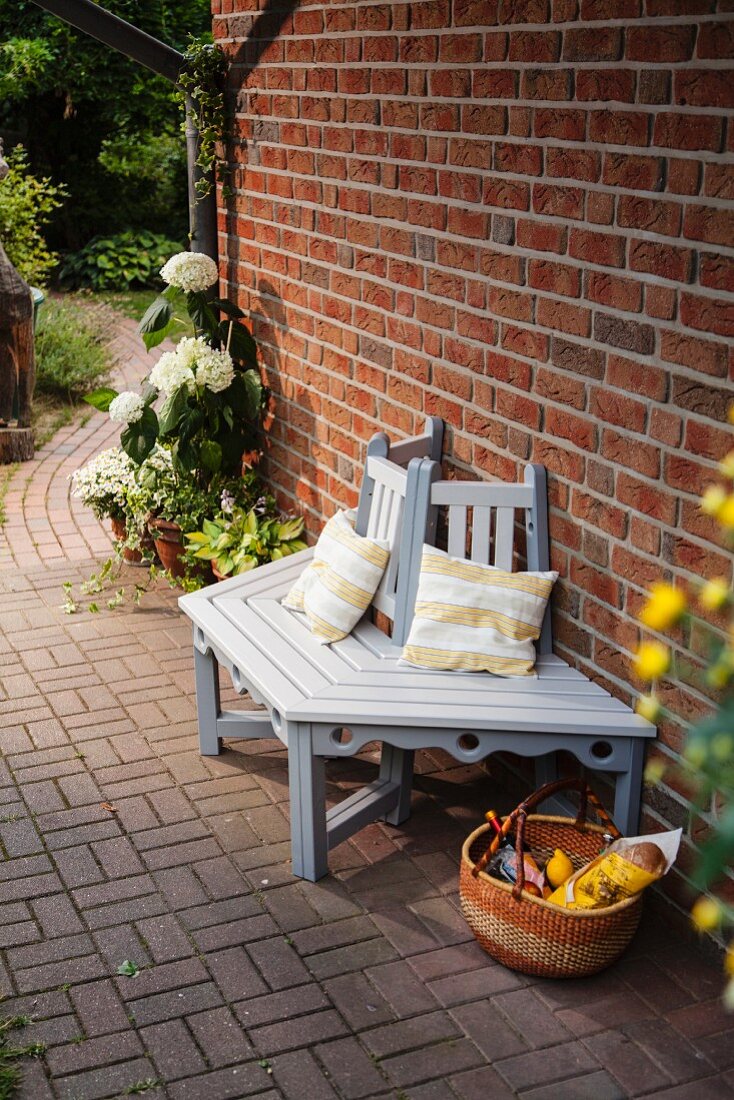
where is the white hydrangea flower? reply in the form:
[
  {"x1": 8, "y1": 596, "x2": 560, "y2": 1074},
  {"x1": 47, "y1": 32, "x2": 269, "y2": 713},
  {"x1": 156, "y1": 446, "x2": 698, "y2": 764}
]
[
  {"x1": 160, "y1": 251, "x2": 218, "y2": 293},
  {"x1": 148, "y1": 349, "x2": 196, "y2": 396},
  {"x1": 195, "y1": 345, "x2": 235, "y2": 393},
  {"x1": 109, "y1": 391, "x2": 145, "y2": 425},
  {"x1": 70, "y1": 447, "x2": 136, "y2": 519},
  {"x1": 153, "y1": 336, "x2": 235, "y2": 395}
]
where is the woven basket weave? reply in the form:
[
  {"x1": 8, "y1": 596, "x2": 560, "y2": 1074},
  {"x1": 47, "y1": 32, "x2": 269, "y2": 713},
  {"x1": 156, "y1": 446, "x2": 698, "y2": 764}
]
[{"x1": 460, "y1": 779, "x2": 643, "y2": 979}]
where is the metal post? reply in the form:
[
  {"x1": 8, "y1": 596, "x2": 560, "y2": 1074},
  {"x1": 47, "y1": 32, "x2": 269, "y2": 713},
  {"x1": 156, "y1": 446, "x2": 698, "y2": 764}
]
[{"x1": 185, "y1": 93, "x2": 218, "y2": 260}]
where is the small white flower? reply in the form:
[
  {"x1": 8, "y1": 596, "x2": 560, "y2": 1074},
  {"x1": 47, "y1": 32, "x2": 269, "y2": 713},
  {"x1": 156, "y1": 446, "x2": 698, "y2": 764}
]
[
  {"x1": 109, "y1": 392, "x2": 145, "y2": 426},
  {"x1": 160, "y1": 251, "x2": 218, "y2": 293},
  {"x1": 221, "y1": 489, "x2": 235, "y2": 514},
  {"x1": 149, "y1": 349, "x2": 195, "y2": 396}
]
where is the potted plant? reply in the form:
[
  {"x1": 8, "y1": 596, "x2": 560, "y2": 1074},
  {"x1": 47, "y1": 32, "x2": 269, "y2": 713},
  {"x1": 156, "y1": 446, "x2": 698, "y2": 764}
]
[
  {"x1": 126, "y1": 446, "x2": 265, "y2": 579},
  {"x1": 70, "y1": 447, "x2": 141, "y2": 561},
  {"x1": 184, "y1": 504, "x2": 306, "y2": 579}
]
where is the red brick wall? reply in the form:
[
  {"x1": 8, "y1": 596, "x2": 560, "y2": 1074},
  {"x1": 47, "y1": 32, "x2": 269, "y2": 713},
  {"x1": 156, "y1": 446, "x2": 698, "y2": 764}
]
[{"x1": 214, "y1": 1, "x2": 734, "y2": 906}]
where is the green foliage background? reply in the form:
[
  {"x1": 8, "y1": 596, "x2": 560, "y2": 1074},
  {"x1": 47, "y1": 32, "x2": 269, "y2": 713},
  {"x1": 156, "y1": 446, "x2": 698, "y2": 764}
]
[{"x1": 0, "y1": 0, "x2": 211, "y2": 252}]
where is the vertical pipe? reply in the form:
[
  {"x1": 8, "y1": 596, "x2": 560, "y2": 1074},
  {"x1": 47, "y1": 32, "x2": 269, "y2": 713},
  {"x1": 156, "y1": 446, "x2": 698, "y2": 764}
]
[{"x1": 184, "y1": 92, "x2": 218, "y2": 262}]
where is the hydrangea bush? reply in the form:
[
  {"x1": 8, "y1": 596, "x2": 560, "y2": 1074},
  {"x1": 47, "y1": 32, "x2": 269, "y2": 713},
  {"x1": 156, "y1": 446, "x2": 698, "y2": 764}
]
[{"x1": 85, "y1": 250, "x2": 263, "y2": 482}]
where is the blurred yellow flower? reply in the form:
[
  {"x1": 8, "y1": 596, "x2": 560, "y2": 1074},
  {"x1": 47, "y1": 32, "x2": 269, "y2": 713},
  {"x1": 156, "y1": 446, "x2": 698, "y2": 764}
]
[
  {"x1": 634, "y1": 641, "x2": 671, "y2": 681},
  {"x1": 708, "y1": 661, "x2": 732, "y2": 690},
  {"x1": 702, "y1": 485, "x2": 727, "y2": 516},
  {"x1": 729, "y1": 403, "x2": 734, "y2": 426},
  {"x1": 700, "y1": 577, "x2": 730, "y2": 611},
  {"x1": 720, "y1": 450, "x2": 734, "y2": 480},
  {"x1": 684, "y1": 739, "x2": 707, "y2": 768},
  {"x1": 711, "y1": 733, "x2": 733, "y2": 762},
  {"x1": 691, "y1": 896, "x2": 722, "y2": 932},
  {"x1": 726, "y1": 943, "x2": 734, "y2": 979},
  {"x1": 639, "y1": 583, "x2": 687, "y2": 631},
  {"x1": 636, "y1": 694, "x2": 662, "y2": 723},
  {"x1": 719, "y1": 494, "x2": 734, "y2": 529},
  {"x1": 643, "y1": 757, "x2": 666, "y2": 784}
]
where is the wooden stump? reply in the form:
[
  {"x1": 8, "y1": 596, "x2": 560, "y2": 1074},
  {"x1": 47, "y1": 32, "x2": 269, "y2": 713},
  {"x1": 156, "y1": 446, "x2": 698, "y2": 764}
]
[{"x1": 0, "y1": 426, "x2": 34, "y2": 463}]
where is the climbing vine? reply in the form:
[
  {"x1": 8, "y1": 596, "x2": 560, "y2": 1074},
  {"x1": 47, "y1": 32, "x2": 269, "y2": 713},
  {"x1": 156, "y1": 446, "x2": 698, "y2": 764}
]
[{"x1": 177, "y1": 37, "x2": 230, "y2": 200}]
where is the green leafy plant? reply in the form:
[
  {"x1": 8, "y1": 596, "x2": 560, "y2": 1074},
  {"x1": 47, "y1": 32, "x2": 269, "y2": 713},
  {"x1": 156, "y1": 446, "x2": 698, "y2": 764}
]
[
  {"x1": 0, "y1": 145, "x2": 66, "y2": 284},
  {"x1": 116, "y1": 960, "x2": 140, "y2": 978},
  {"x1": 59, "y1": 230, "x2": 183, "y2": 291},
  {"x1": 185, "y1": 509, "x2": 306, "y2": 577},
  {"x1": 35, "y1": 298, "x2": 113, "y2": 401},
  {"x1": 177, "y1": 37, "x2": 229, "y2": 200}
]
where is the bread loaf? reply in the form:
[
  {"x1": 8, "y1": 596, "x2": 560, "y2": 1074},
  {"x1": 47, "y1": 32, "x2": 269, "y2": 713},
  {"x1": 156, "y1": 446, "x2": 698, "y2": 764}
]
[{"x1": 622, "y1": 841, "x2": 666, "y2": 878}]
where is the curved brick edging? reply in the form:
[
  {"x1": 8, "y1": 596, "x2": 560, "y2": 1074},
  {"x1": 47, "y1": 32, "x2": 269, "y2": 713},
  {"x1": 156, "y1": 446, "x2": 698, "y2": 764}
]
[{"x1": 0, "y1": 316, "x2": 162, "y2": 572}]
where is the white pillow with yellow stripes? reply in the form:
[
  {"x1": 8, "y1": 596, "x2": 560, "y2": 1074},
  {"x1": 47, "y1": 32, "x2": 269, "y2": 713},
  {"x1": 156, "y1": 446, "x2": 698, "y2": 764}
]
[
  {"x1": 282, "y1": 510, "x2": 390, "y2": 644},
  {"x1": 401, "y1": 545, "x2": 558, "y2": 677}
]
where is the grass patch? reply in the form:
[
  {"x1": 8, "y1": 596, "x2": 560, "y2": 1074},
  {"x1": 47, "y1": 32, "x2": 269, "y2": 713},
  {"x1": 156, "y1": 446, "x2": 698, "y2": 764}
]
[
  {"x1": 35, "y1": 296, "x2": 114, "y2": 402},
  {"x1": 0, "y1": 1014, "x2": 46, "y2": 1100},
  {"x1": 29, "y1": 295, "x2": 117, "y2": 450},
  {"x1": 0, "y1": 465, "x2": 17, "y2": 527}
]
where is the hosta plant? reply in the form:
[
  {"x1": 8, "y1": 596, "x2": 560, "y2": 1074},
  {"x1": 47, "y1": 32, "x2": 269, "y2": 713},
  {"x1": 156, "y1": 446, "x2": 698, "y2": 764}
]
[{"x1": 185, "y1": 508, "x2": 306, "y2": 578}]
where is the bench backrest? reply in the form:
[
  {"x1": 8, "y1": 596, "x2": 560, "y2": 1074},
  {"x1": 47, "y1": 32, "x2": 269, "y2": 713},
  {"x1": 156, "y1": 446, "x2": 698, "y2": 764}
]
[
  {"x1": 354, "y1": 417, "x2": 443, "y2": 639},
  {"x1": 396, "y1": 462, "x2": 553, "y2": 653}
]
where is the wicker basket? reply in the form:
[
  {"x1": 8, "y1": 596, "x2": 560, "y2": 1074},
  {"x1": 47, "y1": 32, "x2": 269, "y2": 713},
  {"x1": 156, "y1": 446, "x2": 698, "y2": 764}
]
[{"x1": 460, "y1": 778, "x2": 643, "y2": 979}]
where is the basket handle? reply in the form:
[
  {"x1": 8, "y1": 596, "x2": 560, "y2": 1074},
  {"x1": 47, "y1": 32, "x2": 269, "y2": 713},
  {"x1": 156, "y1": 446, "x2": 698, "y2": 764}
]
[{"x1": 472, "y1": 778, "x2": 621, "y2": 900}]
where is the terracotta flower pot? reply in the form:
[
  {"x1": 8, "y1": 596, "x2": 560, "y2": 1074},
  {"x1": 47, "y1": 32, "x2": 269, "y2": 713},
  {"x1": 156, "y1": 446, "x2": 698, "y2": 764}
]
[
  {"x1": 110, "y1": 516, "x2": 142, "y2": 563},
  {"x1": 148, "y1": 517, "x2": 187, "y2": 578}
]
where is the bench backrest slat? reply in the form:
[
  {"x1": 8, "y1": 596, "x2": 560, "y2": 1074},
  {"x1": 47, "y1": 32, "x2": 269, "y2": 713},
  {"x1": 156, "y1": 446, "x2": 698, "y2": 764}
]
[
  {"x1": 354, "y1": 417, "x2": 444, "y2": 638},
  {"x1": 398, "y1": 462, "x2": 553, "y2": 653}
]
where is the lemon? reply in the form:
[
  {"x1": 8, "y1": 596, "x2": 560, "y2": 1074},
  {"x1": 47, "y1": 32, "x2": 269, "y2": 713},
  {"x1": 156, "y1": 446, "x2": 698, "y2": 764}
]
[{"x1": 545, "y1": 848, "x2": 574, "y2": 889}]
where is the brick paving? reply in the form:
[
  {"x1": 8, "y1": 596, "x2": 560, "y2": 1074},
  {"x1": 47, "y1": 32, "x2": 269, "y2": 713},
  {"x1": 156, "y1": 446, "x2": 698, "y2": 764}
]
[{"x1": 0, "y1": 320, "x2": 733, "y2": 1099}]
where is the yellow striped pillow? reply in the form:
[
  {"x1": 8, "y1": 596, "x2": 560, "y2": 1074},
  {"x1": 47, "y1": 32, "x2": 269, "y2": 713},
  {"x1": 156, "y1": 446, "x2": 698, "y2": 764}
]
[
  {"x1": 283, "y1": 510, "x2": 390, "y2": 644},
  {"x1": 401, "y1": 545, "x2": 558, "y2": 677}
]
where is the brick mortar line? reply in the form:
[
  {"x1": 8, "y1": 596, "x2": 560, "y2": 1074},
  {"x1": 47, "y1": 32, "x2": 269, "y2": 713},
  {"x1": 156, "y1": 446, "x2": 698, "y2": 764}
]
[
  {"x1": 227, "y1": 288, "x2": 732, "y2": 412},
  {"x1": 224, "y1": 234, "x2": 731, "y2": 322},
  {"x1": 227, "y1": 165, "x2": 734, "y2": 223},
  {"x1": 229, "y1": 134, "x2": 734, "y2": 172}
]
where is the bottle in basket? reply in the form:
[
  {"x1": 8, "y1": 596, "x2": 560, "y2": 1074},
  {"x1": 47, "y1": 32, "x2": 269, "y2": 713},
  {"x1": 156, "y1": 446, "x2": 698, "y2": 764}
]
[{"x1": 484, "y1": 809, "x2": 546, "y2": 897}]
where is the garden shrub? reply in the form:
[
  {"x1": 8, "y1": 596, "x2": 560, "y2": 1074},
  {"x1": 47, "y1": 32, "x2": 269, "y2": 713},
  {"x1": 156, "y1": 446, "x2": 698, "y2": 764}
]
[
  {"x1": 0, "y1": 145, "x2": 66, "y2": 285},
  {"x1": 35, "y1": 298, "x2": 112, "y2": 400},
  {"x1": 60, "y1": 230, "x2": 183, "y2": 291}
]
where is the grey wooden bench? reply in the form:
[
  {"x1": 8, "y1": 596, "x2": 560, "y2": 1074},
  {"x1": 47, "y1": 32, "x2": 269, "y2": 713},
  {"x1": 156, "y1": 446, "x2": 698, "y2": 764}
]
[{"x1": 180, "y1": 419, "x2": 655, "y2": 881}]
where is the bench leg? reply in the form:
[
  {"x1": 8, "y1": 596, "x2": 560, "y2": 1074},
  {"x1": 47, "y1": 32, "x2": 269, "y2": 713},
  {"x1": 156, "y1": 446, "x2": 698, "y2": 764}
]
[
  {"x1": 614, "y1": 739, "x2": 645, "y2": 836},
  {"x1": 194, "y1": 645, "x2": 221, "y2": 757},
  {"x1": 288, "y1": 723, "x2": 328, "y2": 882},
  {"x1": 379, "y1": 743, "x2": 414, "y2": 826}
]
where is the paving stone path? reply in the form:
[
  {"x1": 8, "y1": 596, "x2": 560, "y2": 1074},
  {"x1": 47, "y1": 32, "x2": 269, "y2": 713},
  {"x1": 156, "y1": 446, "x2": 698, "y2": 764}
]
[{"x1": 0, "y1": 316, "x2": 733, "y2": 1099}]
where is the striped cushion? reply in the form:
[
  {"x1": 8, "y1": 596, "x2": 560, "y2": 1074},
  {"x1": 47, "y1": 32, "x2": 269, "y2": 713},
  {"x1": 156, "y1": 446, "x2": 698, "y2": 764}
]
[
  {"x1": 401, "y1": 545, "x2": 558, "y2": 677},
  {"x1": 282, "y1": 510, "x2": 390, "y2": 644}
]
